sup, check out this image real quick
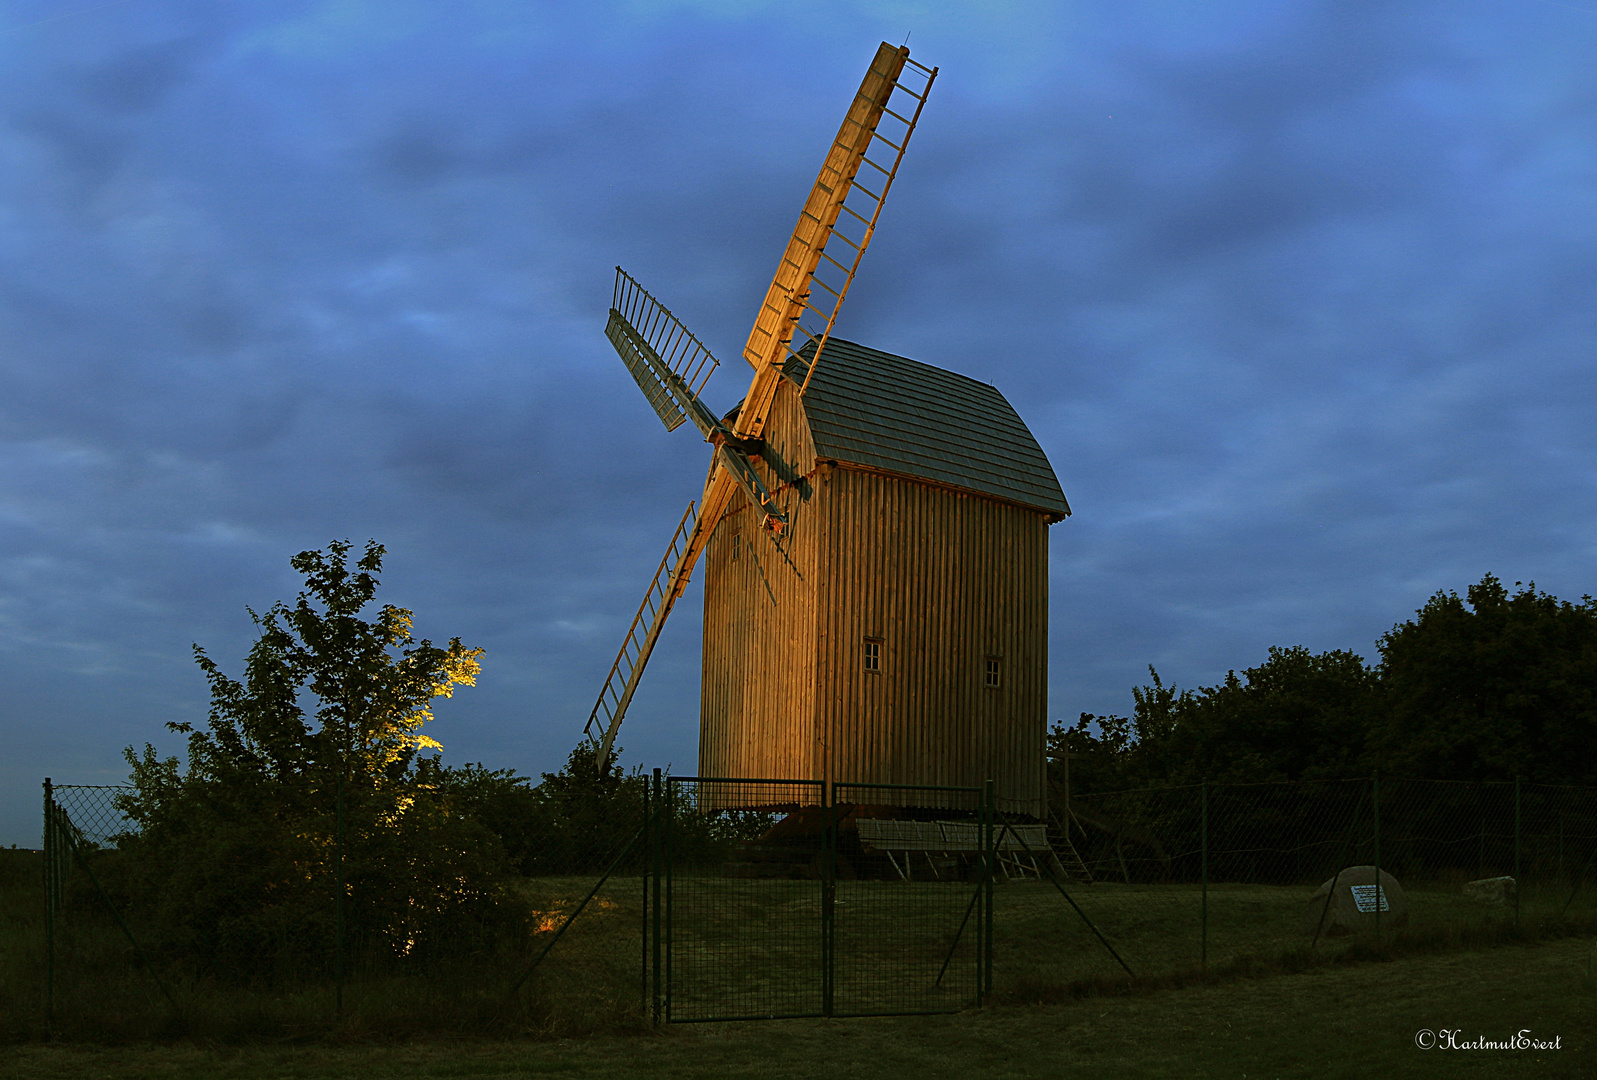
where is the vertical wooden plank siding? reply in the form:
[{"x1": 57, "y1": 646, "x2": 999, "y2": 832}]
[
  {"x1": 700, "y1": 379, "x2": 1051, "y2": 817},
  {"x1": 699, "y1": 378, "x2": 819, "y2": 804}
]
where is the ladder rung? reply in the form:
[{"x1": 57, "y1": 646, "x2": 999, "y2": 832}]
[
  {"x1": 894, "y1": 76, "x2": 929, "y2": 98},
  {"x1": 826, "y1": 230, "x2": 861, "y2": 253},
  {"x1": 849, "y1": 177, "x2": 883, "y2": 203},
  {"x1": 859, "y1": 155, "x2": 891, "y2": 178},
  {"x1": 870, "y1": 130, "x2": 904, "y2": 153},
  {"x1": 818, "y1": 249, "x2": 851, "y2": 275},
  {"x1": 840, "y1": 203, "x2": 872, "y2": 227}
]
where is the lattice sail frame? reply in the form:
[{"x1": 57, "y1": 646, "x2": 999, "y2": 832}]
[
  {"x1": 608, "y1": 268, "x2": 721, "y2": 433},
  {"x1": 790, "y1": 54, "x2": 936, "y2": 398},
  {"x1": 733, "y1": 46, "x2": 937, "y2": 440},
  {"x1": 583, "y1": 502, "x2": 698, "y2": 758}
]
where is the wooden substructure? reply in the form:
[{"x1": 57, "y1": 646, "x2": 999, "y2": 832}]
[
  {"x1": 855, "y1": 818, "x2": 1065, "y2": 882},
  {"x1": 722, "y1": 806, "x2": 1066, "y2": 881}
]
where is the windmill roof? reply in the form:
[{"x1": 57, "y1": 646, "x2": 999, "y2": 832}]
[{"x1": 784, "y1": 339, "x2": 1070, "y2": 521}]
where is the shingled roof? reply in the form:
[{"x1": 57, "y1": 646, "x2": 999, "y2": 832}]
[{"x1": 783, "y1": 339, "x2": 1070, "y2": 521}]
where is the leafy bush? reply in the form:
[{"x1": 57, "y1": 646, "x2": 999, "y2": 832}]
[{"x1": 113, "y1": 541, "x2": 528, "y2": 981}]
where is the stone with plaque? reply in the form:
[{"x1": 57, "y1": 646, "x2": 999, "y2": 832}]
[{"x1": 1303, "y1": 865, "x2": 1409, "y2": 936}]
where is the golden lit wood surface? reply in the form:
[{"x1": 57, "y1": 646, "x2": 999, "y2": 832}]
[
  {"x1": 700, "y1": 365, "x2": 1052, "y2": 817},
  {"x1": 734, "y1": 42, "x2": 908, "y2": 440}
]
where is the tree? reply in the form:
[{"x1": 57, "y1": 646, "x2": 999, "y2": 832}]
[
  {"x1": 1049, "y1": 648, "x2": 1376, "y2": 794},
  {"x1": 1373, "y1": 574, "x2": 1597, "y2": 783},
  {"x1": 117, "y1": 540, "x2": 520, "y2": 978},
  {"x1": 176, "y1": 539, "x2": 482, "y2": 789}
]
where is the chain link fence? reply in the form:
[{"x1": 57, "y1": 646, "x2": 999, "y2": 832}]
[
  {"x1": 30, "y1": 775, "x2": 653, "y2": 1039},
  {"x1": 20, "y1": 772, "x2": 1596, "y2": 1038},
  {"x1": 990, "y1": 777, "x2": 1597, "y2": 995},
  {"x1": 650, "y1": 778, "x2": 995, "y2": 1022}
]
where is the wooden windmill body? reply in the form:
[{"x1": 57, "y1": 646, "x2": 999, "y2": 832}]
[
  {"x1": 701, "y1": 342, "x2": 1067, "y2": 817},
  {"x1": 582, "y1": 44, "x2": 1070, "y2": 819}
]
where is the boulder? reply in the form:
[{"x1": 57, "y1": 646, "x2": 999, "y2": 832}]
[
  {"x1": 1462, "y1": 875, "x2": 1516, "y2": 906},
  {"x1": 1304, "y1": 866, "x2": 1409, "y2": 936}
]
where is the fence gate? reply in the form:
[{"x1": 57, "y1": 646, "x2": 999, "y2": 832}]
[{"x1": 650, "y1": 776, "x2": 992, "y2": 1023}]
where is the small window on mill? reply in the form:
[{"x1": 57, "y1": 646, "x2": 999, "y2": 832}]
[
  {"x1": 863, "y1": 638, "x2": 882, "y2": 673},
  {"x1": 985, "y1": 657, "x2": 1002, "y2": 688},
  {"x1": 731, "y1": 533, "x2": 741, "y2": 561}
]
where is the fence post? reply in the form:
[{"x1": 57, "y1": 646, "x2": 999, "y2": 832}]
[
  {"x1": 43, "y1": 778, "x2": 53, "y2": 1034},
  {"x1": 1200, "y1": 779, "x2": 1208, "y2": 972},
  {"x1": 821, "y1": 782, "x2": 835, "y2": 1018},
  {"x1": 1514, "y1": 775, "x2": 1522, "y2": 929},
  {"x1": 651, "y1": 769, "x2": 662, "y2": 1026},
  {"x1": 1477, "y1": 785, "x2": 1485, "y2": 880},
  {"x1": 983, "y1": 779, "x2": 995, "y2": 1002},
  {"x1": 1372, "y1": 772, "x2": 1381, "y2": 941},
  {"x1": 640, "y1": 769, "x2": 650, "y2": 1019},
  {"x1": 335, "y1": 773, "x2": 345, "y2": 1019},
  {"x1": 663, "y1": 776, "x2": 674, "y2": 1022}
]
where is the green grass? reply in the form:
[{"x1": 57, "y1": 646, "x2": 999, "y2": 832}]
[
  {"x1": 5, "y1": 845, "x2": 1594, "y2": 1066},
  {"x1": 992, "y1": 874, "x2": 1596, "y2": 996},
  {"x1": 3, "y1": 936, "x2": 1591, "y2": 1078}
]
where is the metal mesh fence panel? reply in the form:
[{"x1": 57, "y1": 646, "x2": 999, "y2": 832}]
[
  {"x1": 30, "y1": 770, "x2": 1597, "y2": 1033},
  {"x1": 1004, "y1": 783, "x2": 1208, "y2": 984},
  {"x1": 663, "y1": 778, "x2": 825, "y2": 1022},
  {"x1": 1042, "y1": 776, "x2": 1597, "y2": 988},
  {"x1": 40, "y1": 782, "x2": 164, "y2": 1035},
  {"x1": 503, "y1": 776, "x2": 652, "y2": 1035},
  {"x1": 1526, "y1": 784, "x2": 1597, "y2": 915},
  {"x1": 46, "y1": 785, "x2": 135, "y2": 847},
  {"x1": 36, "y1": 774, "x2": 657, "y2": 1038},
  {"x1": 1199, "y1": 779, "x2": 1369, "y2": 967},
  {"x1": 832, "y1": 782, "x2": 987, "y2": 1016}
]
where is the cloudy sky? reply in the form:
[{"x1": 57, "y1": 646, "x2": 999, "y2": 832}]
[{"x1": 3, "y1": 0, "x2": 1594, "y2": 845}]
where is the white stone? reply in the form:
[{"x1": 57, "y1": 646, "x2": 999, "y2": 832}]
[{"x1": 1462, "y1": 875, "x2": 1516, "y2": 906}]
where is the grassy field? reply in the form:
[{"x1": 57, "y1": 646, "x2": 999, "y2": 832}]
[
  {"x1": 994, "y1": 873, "x2": 1596, "y2": 990},
  {"x1": 3, "y1": 936, "x2": 1591, "y2": 1079},
  {"x1": 5, "y1": 845, "x2": 1595, "y2": 1074}
]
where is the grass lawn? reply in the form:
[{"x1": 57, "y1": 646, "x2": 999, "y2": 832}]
[
  {"x1": 8, "y1": 845, "x2": 1595, "y2": 1075},
  {"x1": 4, "y1": 934, "x2": 1591, "y2": 1079}
]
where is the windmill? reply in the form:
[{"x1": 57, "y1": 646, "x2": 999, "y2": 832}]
[{"x1": 583, "y1": 43, "x2": 1069, "y2": 816}]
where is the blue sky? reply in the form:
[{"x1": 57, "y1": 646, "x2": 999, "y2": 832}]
[{"x1": 3, "y1": 0, "x2": 1595, "y2": 845}]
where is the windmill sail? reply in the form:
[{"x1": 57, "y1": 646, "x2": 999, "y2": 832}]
[
  {"x1": 734, "y1": 44, "x2": 937, "y2": 439},
  {"x1": 583, "y1": 502, "x2": 699, "y2": 761},
  {"x1": 607, "y1": 268, "x2": 788, "y2": 531},
  {"x1": 583, "y1": 464, "x2": 743, "y2": 762},
  {"x1": 607, "y1": 268, "x2": 721, "y2": 433}
]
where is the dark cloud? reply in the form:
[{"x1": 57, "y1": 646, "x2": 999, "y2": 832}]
[
  {"x1": 2, "y1": 1, "x2": 1595, "y2": 842},
  {"x1": 76, "y1": 36, "x2": 206, "y2": 114}
]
